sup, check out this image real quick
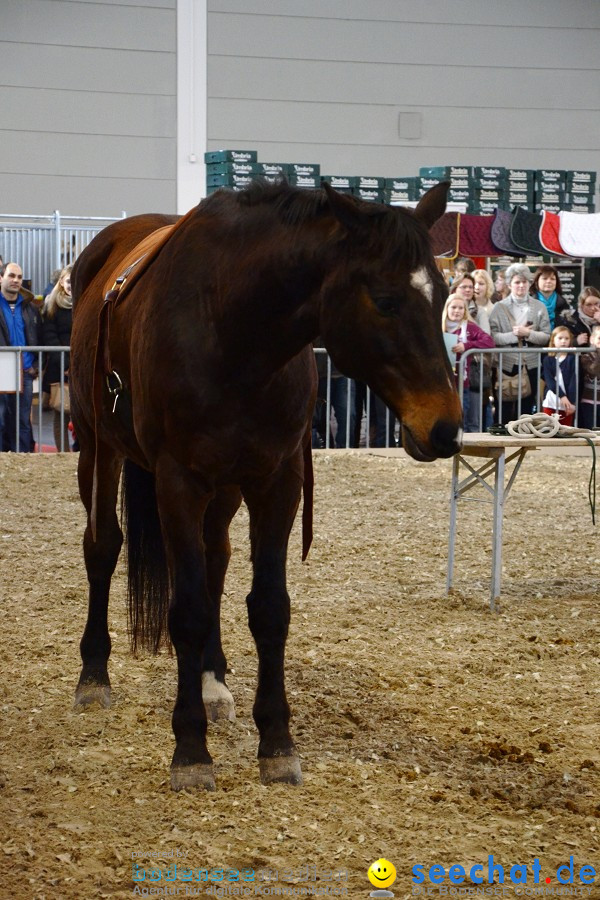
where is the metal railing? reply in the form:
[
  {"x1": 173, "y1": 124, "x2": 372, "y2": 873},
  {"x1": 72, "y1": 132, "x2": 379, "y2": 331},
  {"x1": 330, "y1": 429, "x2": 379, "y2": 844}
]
[
  {"x1": 0, "y1": 211, "x2": 126, "y2": 295},
  {"x1": 1, "y1": 345, "x2": 599, "y2": 454},
  {"x1": 0, "y1": 346, "x2": 70, "y2": 452},
  {"x1": 457, "y1": 346, "x2": 600, "y2": 431}
]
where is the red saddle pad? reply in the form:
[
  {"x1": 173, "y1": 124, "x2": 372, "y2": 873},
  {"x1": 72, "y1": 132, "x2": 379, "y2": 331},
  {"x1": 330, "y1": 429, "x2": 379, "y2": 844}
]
[
  {"x1": 429, "y1": 212, "x2": 460, "y2": 258},
  {"x1": 458, "y1": 214, "x2": 497, "y2": 257},
  {"x1": 540, "y1": 210, "x2": 567, "y2": 256}
]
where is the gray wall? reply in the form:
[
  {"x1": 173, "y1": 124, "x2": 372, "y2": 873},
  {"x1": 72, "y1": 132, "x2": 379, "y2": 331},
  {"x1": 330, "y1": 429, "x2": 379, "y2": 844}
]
[
  {"x1": 208, "y1": 0, "x2": 600, "y2": 182},
  {"x1": 2, "y1": 1, "x2": 599, "y2": 216},
  {"x1": 0, "y1": 0, "x2": 177, "y2": 217}
]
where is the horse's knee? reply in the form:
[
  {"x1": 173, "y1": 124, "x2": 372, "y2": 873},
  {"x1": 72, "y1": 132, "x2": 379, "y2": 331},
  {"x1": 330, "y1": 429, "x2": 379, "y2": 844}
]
[
  {"x1": 246, "y1": 589, "x2": 290, "y2": 642},
  {"x1": 168, "y1": 598, "x2": 213, "y2": 648},
  {"x1": 83, "y1": 523, "x2": 123, "y2": 579}
]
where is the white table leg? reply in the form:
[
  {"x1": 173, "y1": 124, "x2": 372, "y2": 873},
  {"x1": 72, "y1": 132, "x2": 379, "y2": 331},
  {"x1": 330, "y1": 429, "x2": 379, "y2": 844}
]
[
  {"x1": 490, "y1": 448, "x2": 505, "y2": 610},
  {"x1": 446, "y1": 453, "x2": 460, "y2": 593}
]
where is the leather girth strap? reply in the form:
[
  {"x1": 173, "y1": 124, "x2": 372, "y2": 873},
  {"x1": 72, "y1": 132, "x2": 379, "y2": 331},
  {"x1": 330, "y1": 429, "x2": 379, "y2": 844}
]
[{"x1": 90, "y1": 208, "x2": 195, "y2": 539}]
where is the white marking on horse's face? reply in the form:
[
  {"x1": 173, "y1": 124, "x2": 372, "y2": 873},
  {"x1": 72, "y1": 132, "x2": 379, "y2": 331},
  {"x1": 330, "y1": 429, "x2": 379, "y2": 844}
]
[{"x1": 410, "y1": 266, "x2": 434, "y2": 304}]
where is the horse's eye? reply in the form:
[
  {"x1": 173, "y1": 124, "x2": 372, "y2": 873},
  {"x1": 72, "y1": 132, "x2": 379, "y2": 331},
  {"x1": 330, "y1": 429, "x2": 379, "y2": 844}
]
[{"x1": 373, "y1": 296, "x2": 399, "y2": 317}]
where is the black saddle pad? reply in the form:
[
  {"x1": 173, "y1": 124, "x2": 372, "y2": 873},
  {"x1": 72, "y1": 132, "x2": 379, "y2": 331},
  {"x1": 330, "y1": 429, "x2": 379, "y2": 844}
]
[
  {"x1": 510, "y1": 207, "x2": 546, "y2": 256},
  {"x1": 490, "y1": 208, "x2": 523, "y2": 257}
]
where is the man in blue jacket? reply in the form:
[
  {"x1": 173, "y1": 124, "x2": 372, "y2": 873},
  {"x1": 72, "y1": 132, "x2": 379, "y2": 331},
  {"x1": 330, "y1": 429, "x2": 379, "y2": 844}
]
[{"x1": 0, "y1": 263, "x2": 43, "y2": 451}]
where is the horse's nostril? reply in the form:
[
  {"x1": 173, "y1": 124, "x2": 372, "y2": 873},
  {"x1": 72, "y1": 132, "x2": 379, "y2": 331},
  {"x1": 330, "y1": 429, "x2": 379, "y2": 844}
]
[{"x1": 430, "y1": 420, "x2": 462, "y2": 457}]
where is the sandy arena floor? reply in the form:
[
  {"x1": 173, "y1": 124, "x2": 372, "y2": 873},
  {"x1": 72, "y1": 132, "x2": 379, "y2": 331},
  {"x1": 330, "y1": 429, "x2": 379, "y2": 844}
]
[{"x1": 1, "y1": 450, "x2": 599, "y2": 899}]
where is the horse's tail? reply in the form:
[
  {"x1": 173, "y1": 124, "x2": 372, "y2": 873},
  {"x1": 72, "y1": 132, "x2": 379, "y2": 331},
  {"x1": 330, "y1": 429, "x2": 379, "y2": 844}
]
[
  {"x1": 302, "y1": 428, "x2": 314, "y2": 561},
  {"x1": 121, "y1": 459, "x2": 170, "y2": 653}
]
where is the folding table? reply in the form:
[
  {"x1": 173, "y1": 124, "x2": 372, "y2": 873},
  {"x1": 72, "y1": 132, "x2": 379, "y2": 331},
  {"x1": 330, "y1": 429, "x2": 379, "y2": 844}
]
[{"x1": 446, "y1": 434, "x2": 600, "y2": 609}]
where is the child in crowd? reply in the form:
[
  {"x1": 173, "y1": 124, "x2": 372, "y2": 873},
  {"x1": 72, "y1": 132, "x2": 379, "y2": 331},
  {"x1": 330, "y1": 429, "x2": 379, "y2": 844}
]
[
  {"x1": 578, "y1": 325, "x2": 600, "y2": 429},
  {"x1": 541, "y1": 326, "x2": 577, "y2": 426},
  {"x1": 442, "y1": 294, "x2": 495, "y2": 431}
]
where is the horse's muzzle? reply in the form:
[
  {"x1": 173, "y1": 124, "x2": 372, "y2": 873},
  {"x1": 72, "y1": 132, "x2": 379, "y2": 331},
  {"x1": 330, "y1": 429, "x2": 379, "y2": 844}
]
[
  {"x1": 402, "y1": 421, "x2": 462, "y2": 462},
  {"x1": 430, "y1": 420, "x2": 463, "y2": 458}
]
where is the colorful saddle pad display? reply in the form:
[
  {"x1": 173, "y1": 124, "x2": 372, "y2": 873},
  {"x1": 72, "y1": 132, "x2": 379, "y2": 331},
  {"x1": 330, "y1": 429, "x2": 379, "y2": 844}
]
[
  {"x1": 490, "y1": 209, "x2": 523, "y2": 257},
  {"x1": 558, "y1": 211, "x2": 600, "y2": 258},
  {"x1": 429, "y1": 212, "x2": 460, "y2": 258},
  {"x1": 510, "y1": 207, "x2": 546, "y2": 256},
  {"x1": 540, "y1": 210, "x2": 568, "y2": 257},
  {"x1": 457, "y1": 214, "x2": 497, "y2": 257}
]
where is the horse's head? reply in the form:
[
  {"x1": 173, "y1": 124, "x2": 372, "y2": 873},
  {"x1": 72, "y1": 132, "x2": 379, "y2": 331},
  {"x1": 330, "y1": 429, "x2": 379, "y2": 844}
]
[{"x1": 319, "y1": 182, "x2": 462, "y2": 461}]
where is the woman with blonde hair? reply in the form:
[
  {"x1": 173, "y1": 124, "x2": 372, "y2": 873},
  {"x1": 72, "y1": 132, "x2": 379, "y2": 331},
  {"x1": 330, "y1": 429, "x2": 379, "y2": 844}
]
[
  {"x1": 472, "y1": 269, "x2": 495, "y2": 317},
  {"x1": 452, "y1": 272, "x2": 491, "y2": 334},
  {"x1": 442, "y1": 293, "x2": 494, "y2": 432},
  {"x1": 42, "y1": 264, "x2": 73, "y2": 450}
]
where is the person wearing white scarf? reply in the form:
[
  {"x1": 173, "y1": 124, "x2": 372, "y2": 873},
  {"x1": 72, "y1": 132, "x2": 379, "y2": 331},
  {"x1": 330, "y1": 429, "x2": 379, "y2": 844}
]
[{"x1": 489, "y1": 264, "x2": 551, "y2": 422}]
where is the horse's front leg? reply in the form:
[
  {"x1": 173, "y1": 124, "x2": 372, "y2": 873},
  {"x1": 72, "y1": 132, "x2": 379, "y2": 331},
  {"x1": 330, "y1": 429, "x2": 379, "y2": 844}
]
[
  {"x1": 202, "y1": 486, "x2": 243, "y2": 723},
  {"x1": 242, "y1": 455, "x2": 304, "y2": 786},
  {"x1": 74, "y1": 432, "x2": 123, "y2": 709},
  {"x1": 154, "y1": 455, "x2": 216, "y2": 791}
]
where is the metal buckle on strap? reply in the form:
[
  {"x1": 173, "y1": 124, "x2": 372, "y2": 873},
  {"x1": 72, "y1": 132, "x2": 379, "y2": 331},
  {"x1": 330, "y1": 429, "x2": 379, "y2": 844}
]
[{"x1": 106, "y1": 370, "x2": 123, "y2": 414}]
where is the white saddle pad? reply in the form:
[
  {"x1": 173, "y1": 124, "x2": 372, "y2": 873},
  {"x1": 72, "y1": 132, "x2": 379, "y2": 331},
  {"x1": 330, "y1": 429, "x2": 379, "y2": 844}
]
[{"x1": 558, "y1": 210, "x2": 600, "y2": 258}]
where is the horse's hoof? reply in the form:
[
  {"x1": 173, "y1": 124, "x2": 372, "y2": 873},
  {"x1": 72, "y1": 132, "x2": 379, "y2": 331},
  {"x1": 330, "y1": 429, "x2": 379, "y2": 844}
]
[
  {"x1": 170, "y1": 764, "x2": 216, "y2": 792},
  {"x1": 202, "y1": 672, "x2": 236, "y2": 722},
  {"x1": 259, "y1": 754, "x2": 303, "y2": 786},
  {"x1": 74, "y1": 683, "x2": 111, "y2": 709},
  {"x1": 204, "y1": 699, "x2": 236, "y2": 723}
]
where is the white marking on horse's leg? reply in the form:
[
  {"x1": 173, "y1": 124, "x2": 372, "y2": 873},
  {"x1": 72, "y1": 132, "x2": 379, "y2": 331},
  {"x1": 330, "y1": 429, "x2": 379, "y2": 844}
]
[
  {"x1": 410, "y1": 266, "x2": 434, "y2": 303},
  {"x1": 202, "y1": 671, "x2": 236, "y2": 722}
]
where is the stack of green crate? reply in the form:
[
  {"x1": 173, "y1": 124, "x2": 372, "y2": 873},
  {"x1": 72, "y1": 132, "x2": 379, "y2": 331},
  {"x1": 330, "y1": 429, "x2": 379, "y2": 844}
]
[
  {"x1": 534, "y1": 170, "x2": 566, "y2": 214},
  {"x1": 565, "y1": 171, "x2": 596, "y2": 213},
  {"x1": 506, "y1": 169, "x2": 535, "y2": 211},
  {"x1": 418, "y1": 166, "x2": 474, "y2": 207},
  {"x1": 472, "y1": 167, "x2": 506, "y2": 214},
  {"x1": 204, "y1": 150, "x2": 259, "y2": 193},
  {"x1": 320, "y1": 175, "x2": 356, "y2": 194},
  {"x1": 382, "y1": 177, "x2": 419, "y2": 204},
  {"x1": 288, "y1": 163, "x2": 320, "y2": 189}
]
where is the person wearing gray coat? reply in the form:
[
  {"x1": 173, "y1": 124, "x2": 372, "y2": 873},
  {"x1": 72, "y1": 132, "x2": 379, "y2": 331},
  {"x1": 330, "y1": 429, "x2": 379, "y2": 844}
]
[{"x1": 489, "y1": 263, "x2": 551, "y2": 423}]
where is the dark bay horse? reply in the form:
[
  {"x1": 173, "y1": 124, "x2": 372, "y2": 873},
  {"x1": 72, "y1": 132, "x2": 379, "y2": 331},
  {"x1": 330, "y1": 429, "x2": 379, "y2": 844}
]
[{"x1": 70, "y1": 180, "x2": 462, "y2": 791}]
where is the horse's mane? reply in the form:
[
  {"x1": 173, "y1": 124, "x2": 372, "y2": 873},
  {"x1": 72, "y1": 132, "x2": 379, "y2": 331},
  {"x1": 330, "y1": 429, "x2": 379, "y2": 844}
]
[{"x1": 200, "y1": 179, "x2": 431, "y2": 267}]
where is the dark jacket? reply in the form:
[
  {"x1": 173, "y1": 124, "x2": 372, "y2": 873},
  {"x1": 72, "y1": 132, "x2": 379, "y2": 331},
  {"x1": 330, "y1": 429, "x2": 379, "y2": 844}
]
[
  {"x1": 542, "y1": 353, "x2": 577, "y2": 404},
  {"x1": 41, "y1": 305, "x2": 72, "y2": 387},
  {"x1": 556, "y1": 307, "x2": 595, "y2": 343},
  {"x1": 0, "y1": 293, "x2": 43, "y2": 354},
  {"x1": 580, "y1": 350, "x2": 600, "y2": 403}
]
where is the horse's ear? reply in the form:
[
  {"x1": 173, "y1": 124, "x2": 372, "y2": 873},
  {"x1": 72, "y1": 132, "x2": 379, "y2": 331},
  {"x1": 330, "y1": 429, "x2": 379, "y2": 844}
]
[
  {"x1": 322, "y1": 181, "x2": 365, "y2": 232},
  {"x1": 414, "y1": 182, "x2": 450, "y2": 230}
]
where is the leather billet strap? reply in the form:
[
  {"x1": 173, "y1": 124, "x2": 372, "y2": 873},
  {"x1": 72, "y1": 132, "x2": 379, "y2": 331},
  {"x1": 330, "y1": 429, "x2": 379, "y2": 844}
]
[{"x1": 90, "y1": 208, "x2": 196, "y2": 540}]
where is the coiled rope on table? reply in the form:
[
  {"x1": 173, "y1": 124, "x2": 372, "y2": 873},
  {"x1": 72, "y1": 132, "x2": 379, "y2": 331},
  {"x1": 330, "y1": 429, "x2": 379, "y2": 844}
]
[{"x1": 488, "y1": 413, "x2": 598, "y2": 523}]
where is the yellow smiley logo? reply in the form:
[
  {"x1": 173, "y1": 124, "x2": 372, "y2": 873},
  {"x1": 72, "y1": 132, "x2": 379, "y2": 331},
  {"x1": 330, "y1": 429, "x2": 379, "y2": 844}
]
[{"x1": 367, "y1": 858, "x2": 397, "y2": 888}]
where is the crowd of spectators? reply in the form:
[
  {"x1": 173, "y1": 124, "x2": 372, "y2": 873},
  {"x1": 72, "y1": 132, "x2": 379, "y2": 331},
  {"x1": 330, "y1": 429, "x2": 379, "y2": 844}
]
[
  {"x1": 312, "y1": 261, "x2": 600, "y2": 447},
  {"x1": 0, "y1": 261, "x2": 75, "y2": 452}
]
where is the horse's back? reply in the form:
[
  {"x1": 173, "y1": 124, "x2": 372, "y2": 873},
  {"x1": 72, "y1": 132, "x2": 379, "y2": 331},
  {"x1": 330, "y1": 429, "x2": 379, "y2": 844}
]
[{"x1": 72, "y1": 213, "x2": 179, "y2": 307}]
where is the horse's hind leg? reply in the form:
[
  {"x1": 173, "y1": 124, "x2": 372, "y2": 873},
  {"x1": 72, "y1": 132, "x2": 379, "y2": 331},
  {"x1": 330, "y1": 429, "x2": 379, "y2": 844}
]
[
  {"x1": 202, "y1": 486, "x2": 242, "y2": 723},
  {"x1": 242, "y1": 455, "x2": 304, "y2": 786},
  {"x1": 154, "y1": 455, "x2": 216, "y2": 791},
  {"x1": 74, "y1": 435, "x2": 123, "y2": 708}
]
